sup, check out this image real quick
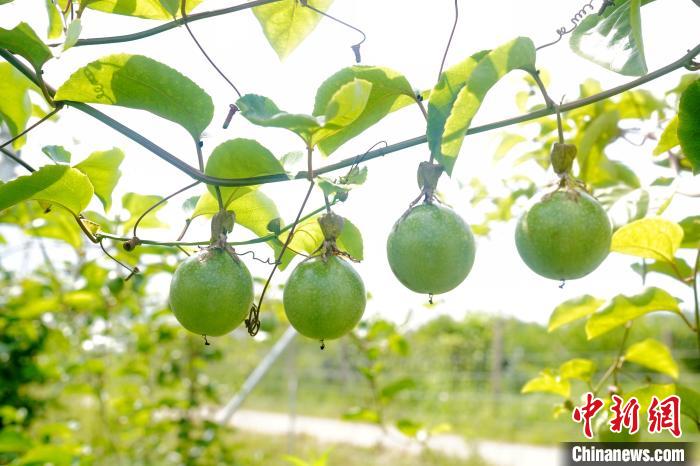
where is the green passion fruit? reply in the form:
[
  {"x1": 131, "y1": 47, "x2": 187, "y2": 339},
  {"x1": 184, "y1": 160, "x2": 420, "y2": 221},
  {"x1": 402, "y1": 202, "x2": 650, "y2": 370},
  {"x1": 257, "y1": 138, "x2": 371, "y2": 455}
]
[
  {"x1": 283, "y1": 256, "x2": 366, "y2": 340},
  {"x1": 386, "y1": 203, "x2": 476, "y2": 295},
  {"x1": 169, "y1": 247, "x2": 254, "y2": 336},
  {"x1": 515, "y1": 190, "x2": 612, "y2": 280}
]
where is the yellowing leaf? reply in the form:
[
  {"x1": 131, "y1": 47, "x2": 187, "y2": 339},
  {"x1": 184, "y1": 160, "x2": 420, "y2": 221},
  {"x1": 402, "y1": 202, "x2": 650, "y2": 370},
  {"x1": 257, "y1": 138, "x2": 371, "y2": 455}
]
[
  {"x1": 653, "y1": 115, "x2": 679, "y2": 155},
  {"x1": 586, "y1": 287, "x2": 680, "y2": 339},
  {"x1": 253, "y1": 0, "x2": 333, "y2": 60},
  {"x1": 625, "y1": 338, "x2": 679, "y2": 379},
  {"x1": 611, "y1": 217, "x2": 684, "y2": 263},
  {"x1": 521, "y1": 370, "x2": 570, "y2": 398},
  {"x1": 559, "y1": 359, "x2": 596, "y2": 382},
  {"x1": 548, "y1": 295, "x2": 605, "y2": 332}
]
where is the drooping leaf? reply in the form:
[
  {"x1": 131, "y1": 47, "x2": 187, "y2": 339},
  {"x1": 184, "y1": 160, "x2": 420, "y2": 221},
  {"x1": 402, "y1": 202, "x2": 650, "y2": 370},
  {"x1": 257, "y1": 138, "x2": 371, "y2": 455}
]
[
  {"x1": 55, "y1": 54, "x2": 214, "y2": 140},
  {"x1": 85, "y1": 0, "x2": 203, "y2": 20},
  {"x1": 0, "y1": 22, "x2": 52, "y2": 71},
  {"x1": 0, "y1": 165, "x2": 93, "y2": 215},
  {"x1": 121, "y1": 192, "x2": 167, "y2": 232},
  {"x1": 313, "y1": 66, "x2": 416, "y2": 155},
  {"x1": 570, "y1": 0, "x2": 647, "y2": 76},
  {"x1": 653, "y1": 116, "x2": 679, "y2": 156},
  {"x1": 679, "y1": 215, "x2": 700, "y2": 249},
  {"x1": 521, "y1": 370, "x2": 570, "y2": 398},
  {"x1": 41, "y1": 145, "x2": 71, "y2": 164},
  {"x1": 548, "y1": 295, "x2": 605, "y2": 332},
  {"x1": 0, "y1": 63, "x2": 36, "y2": 149},
  {"x1": 428, "y1": 38, "x2": 537, "y2": 175},
  {"x1": 74, "y1": 148, "x2": 125, "y2": 211},
  {"x1": 252, "y1": 0, "x2": 333, "y2": 59},
  {"x1": 559, "y1": 359, "x2": 596, "y2": 382},
  {"x1": 624, "y1": 338, "x2": 679, "y2": 379},
  {"x1": 46, "y1": 0, "x2": 64, "y2": 39},
  {"x1": 203, "y1": 139, "x2": 285, "y2": 207},
  {"x1": 678, "y1": 79, "x2": 700, "y2": 173},
  {"x1": 237, "y1": 94, "x2": 321, "y2": 143},
  {"x1": 63, "y1": 19, "x2": 82, "y2": 51},
  {"x1": 611, "y1": 217, "x2": 684, "y2": 263},
  {"x1": 585, "y1": 287, "x2": 680, "y2": 339}
]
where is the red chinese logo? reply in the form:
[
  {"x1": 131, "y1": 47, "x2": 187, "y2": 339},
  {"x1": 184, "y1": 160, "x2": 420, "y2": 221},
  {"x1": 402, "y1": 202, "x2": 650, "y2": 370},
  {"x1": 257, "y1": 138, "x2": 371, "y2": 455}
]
[{"x1": 572, "y1": 392, "x2": 682, "y2": 438}]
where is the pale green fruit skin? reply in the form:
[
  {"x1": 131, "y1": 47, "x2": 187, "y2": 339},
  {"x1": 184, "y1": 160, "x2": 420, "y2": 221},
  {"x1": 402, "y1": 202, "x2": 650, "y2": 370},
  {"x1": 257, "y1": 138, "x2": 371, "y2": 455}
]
[
  {"x1": 283, "y1": 256, "x2": 366, "y2": 340},
  {"x1": 169, "y1": 248, "x2": 254, "y2": 336},
  {"x1": 515, "y1": 190, "x2": 612, "y2": 280},
  {"x1": 386, "y1": 204, "x2": 476, "y2": 295}
]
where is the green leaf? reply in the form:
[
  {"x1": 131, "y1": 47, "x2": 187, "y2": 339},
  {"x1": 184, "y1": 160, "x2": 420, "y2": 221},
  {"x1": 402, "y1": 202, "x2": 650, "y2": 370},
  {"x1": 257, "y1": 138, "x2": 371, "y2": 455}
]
[
  {"x1": 311, "y1": 78, "x2": 373, "y2": 147},
  {"x1": 63, "y1": 18, "x2": 82, "y2": 51},
  {"x1": 192, "y1": 189, "x2": 280, "y2": 240},
  {"x1": 631, "y1": 257, "x2": 693, "y2": 283},
  {"x1": 624, "y1": 338, "x2": 679, "y2": 379},
  {"x1": 380, "y1": 377, "x2": 416, "y2": 401},
  {"x1": 0, "y1": 165, "x2": 93, "y2": 214},
  {"x1": 676, "y1": 385, "x2": 700, "y2": 425},
  {"x1": 559, "y1": 359, "x2": 596, "y2": 382},
  {"x1": 121, "y1": 192, "x2": 167, "y2": 232},
  {"x1": 494, "y1": 133, "x2": 527, "y2": 160},
  {"x1": 0, "y1": 22, "x2": 52, "y2": 71},
  {"x1": 236, "y1": 94, "x2": 321, "y2": 143},
  {"x1": 611, "y1": 217, "x2": 684, "y2": 263},
  {"x1": 0, "y1": 63, "x2": 35, "y2": 148},
  {"x1": 204, "y1": 139, "x2": 285, "y2": 207},
  {"x1": 74, "y1": 148, "x2": 125, "y2": 212},
  {"x1": 281, "y1": 215, "x2": 363, "y2": 260},
  {"x1": 586, "y1": 287, "x2": 680, "y2": 339},
  {"x1": 0, "y1": 430, "x2": 32, "y2": 454},
  {"x1": 46, "y1": 0, "x2": 64, "y2": 40},
  {"x1": 548, "y1": 295, "x2": 605, "y2": 332},
  {"x1": 678, "y1": 79, "x2": 700, "y2": 173},
  {"x1": 342, "y1": 407, "x2": 380, "y2": 424},
  {"x1": 85, "y1": 0, "x2": 203, "y2": 20},
  {"x1": 55, "y1": 54, "x2": 214, "y2": 140},
  {"x1": 41, "y1": 145, "x2": 71, "y2": 164},
  {"x1": 521, "y1": 370, "x2": 570, "y2": 398},
  {"x1": 627, "y1": 384, "x2": 675, "y2": 413},
  {"x1": 570, "y1": 0, "x2": 647, "y2": 76},
  {"x1": 679, "y1": 215, "x2": 700, "y2": 249},
  {"x1": 253, "y1": 0, "x2": 333, "y2": 59},
  {"x1": 576, "y1": 110, "x2": 639, "y2": 189},
  {"x1": 313, "y1": 66, "x2": 416, "y2": 155},
  {"x1": 395, "y1": 419, "x2": 423, "y2": 438},
  {"x1": 428, "y1": 37, "x2": 536, "y2": 175},
  {"x1": 653, "y1": 116, "x2": 679, "y2": 156}
]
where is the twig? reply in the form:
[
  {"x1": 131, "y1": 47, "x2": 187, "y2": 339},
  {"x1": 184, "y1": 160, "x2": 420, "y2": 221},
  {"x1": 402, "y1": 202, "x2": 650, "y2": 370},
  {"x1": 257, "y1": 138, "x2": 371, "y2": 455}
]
[
  {"x1": 132, "y1": 181, "x2": 200, "y2": 238},
  {"x1": 299, "y1": 0, "x2": 366, "y2": 63},
  {"x1": 0, "y1": 147, "x2": 36, "y2": 172},
  {"x1": 0, "y1": 107, "x2": 61, "y2": 150}
]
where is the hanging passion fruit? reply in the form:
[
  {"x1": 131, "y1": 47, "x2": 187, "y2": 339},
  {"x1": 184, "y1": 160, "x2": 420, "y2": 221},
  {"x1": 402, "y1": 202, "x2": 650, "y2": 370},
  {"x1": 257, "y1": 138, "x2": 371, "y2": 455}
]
[
  {"x1": 169, "y1": 247, "x2": 254, "y2": 336},
  {"x1": 515, "y1": 189, "x2": 612, "y2": 280},
  {"x1": 283, "y1": 255, "x2": 366, "y2": 340},
  {"x1": 387, "y1": 203, "x2": 476, "y2": 294}
]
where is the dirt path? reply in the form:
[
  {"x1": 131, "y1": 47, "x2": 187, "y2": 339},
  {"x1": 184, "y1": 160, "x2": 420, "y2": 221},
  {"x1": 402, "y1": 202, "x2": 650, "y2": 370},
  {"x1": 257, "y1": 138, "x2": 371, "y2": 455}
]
[{"x1": 222, "y1": 409, "x2": 560, "y2": 466}]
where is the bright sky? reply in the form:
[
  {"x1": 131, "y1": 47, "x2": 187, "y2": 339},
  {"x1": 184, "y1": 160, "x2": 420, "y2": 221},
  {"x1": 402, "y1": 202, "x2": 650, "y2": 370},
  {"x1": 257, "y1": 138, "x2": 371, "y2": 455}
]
[{"x1": 2, "y1": 0, "x2": 700, "y2": 328}]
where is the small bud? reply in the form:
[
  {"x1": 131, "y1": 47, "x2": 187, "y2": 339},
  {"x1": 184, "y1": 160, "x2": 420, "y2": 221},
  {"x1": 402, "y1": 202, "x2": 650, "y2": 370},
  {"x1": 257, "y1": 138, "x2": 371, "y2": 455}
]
[
  {"x1": 417, "y1": 161, "x2": 443, "y2": 192},
  {"x1": 550, "y1": 143, "x2": 577, "y2": 175},
  {"x1": 318, "y1": 212, "x2": 345, "y2": 241}
]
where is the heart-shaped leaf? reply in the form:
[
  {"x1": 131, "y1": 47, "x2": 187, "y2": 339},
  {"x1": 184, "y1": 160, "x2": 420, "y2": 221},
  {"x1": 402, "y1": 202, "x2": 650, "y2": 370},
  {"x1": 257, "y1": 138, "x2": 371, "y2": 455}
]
[
  {"x1": 625, "y1": 338, "x2": 679, "y2": 379},
  {"x1": 55, "y1": 54, "x2": 214, "y2": 141},
  {"x1": 204, "y1": 139, "x2": 285, "y2": 207},
  {"x1": 253, "y1": 0, "x2": 333, "y2": 60},
  {"x1": 548, "y1": 295, "x2": 605, "y2": 332},
  {"x1": 611, "y1": 217, "x2": 684, "y2": 263},
  {"x1": 74, "y1": 148, "x2": 125, "y2": 212}
]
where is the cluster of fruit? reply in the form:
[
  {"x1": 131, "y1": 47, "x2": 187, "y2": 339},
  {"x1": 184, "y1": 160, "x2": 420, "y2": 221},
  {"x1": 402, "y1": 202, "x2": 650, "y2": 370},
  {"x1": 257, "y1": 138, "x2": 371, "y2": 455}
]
[{"x1": 168, "y1": 141, "x2": 612, "y2": 345}]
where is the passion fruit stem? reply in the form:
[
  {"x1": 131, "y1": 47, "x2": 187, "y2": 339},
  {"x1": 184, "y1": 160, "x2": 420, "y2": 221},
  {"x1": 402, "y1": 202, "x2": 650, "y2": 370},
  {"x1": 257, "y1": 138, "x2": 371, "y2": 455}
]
[{"x1": 210, "y1": 210, "x2": 236, "y2": 246}]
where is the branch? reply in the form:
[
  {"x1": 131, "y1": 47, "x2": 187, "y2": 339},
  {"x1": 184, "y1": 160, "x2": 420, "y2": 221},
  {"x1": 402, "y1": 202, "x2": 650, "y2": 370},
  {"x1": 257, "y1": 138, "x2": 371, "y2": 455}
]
[
  {"x1": 1, "y1": 43, "x2": 698, "y2": 188},
  {"x1": 68, "y1": 0, "x2": 283, "y2": 47}
]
